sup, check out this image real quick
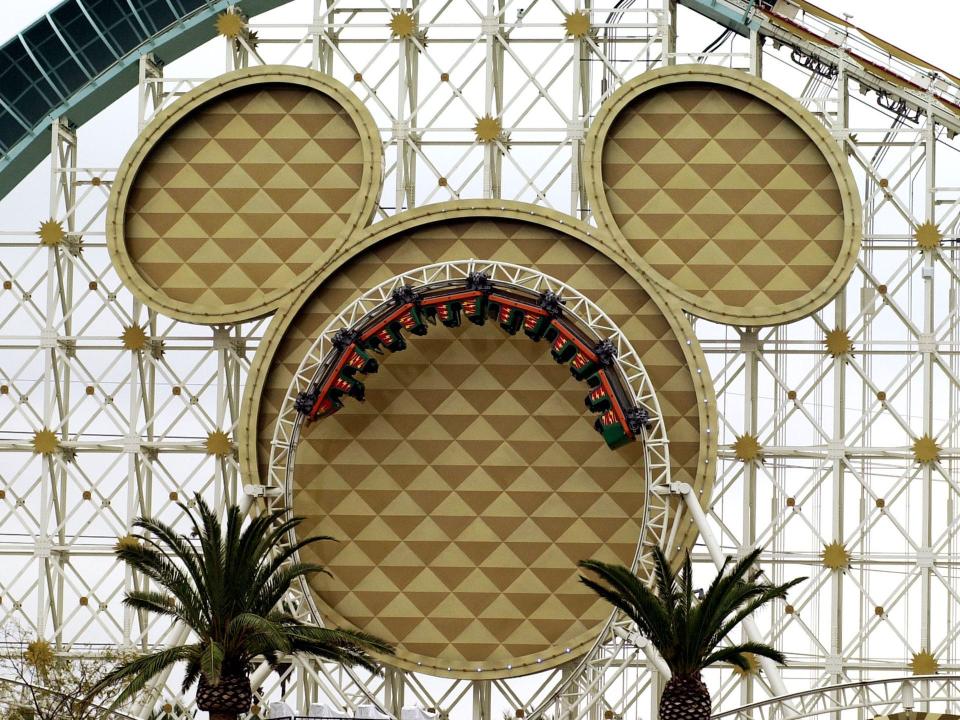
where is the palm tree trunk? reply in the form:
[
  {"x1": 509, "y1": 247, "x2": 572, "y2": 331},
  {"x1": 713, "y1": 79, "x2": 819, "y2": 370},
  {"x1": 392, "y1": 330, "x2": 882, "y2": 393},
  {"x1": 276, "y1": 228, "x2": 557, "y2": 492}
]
[
  {"x1": 196, "y1": 673, "x2": 252, "y2": 720},
  {"x1": 658, "y1": 673, "x2": 711, "y2": 720}
]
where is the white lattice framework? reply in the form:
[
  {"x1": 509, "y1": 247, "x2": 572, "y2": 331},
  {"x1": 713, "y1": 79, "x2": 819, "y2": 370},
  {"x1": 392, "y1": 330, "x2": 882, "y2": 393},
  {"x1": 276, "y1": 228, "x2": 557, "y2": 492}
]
[{"x1": 4, "y1": 0, "x2": 960, "y2": 718}]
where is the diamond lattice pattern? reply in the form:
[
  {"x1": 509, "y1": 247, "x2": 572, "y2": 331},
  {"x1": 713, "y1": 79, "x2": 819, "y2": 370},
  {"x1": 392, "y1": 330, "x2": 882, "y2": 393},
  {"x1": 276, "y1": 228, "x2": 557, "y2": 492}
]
[
  {"x1": 602, "y1": 82, "x2": 844, "y2": 310},
  {"x1": 125, "y1": 84, "x2": 364, "y2": 309}
]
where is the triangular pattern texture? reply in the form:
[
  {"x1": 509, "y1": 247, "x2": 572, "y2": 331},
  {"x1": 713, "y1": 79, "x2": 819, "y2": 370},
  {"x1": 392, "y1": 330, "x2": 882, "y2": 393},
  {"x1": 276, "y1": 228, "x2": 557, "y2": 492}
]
[
  {"x1": 602, "y1": 83, "x2": 844, "y2": 309},
  {"x1": 256, "y1": 219, "x2": 707, "y2": 673},
  {"x1": 125, "y1": 85, "x2": 364, "y2": 309}
]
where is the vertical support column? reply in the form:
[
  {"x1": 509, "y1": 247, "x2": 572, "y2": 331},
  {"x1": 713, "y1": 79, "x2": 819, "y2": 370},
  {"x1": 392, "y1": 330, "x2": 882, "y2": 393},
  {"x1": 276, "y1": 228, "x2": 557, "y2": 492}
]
[
  {"x1": 137, "y1": 54, "x2": 163, "y2": 131},
  {"x1": 741, "y1": 329, "x2": 759, "y2": 705},
  {"x1": 385, "y1": 667, "x2": 405, "y2": 717},
  {"x1": 405, "y1": 10, "x2": 420, "y2": 209},
  {"x1": 472, "y1": 680, "x2": 491, "y2": 720},
  {"x1": 559, "y1": 661, "x2": 574, "y2": 720},
  {"x1": 662, "y1": 0, "x2": 677, "y2": 67},
  {"x1": 314, "y1": 0, "x2": 336, "y2": 73},
  {"x1": 570, "y1": 0, "x2": 591, "y2": 218},
  {"x1": 749, "y1": 28, "x2": 762, "y2": 77},
  {"x1": 920, "y1": 97, "x2": 936, "y2": 689},
  {"x1": 482, "y1": 0, "x2": 504, "y2": 199},
  {"x1": 312, "y1": 0, "x2": 324, "y2": 71},
  {"x1": 828, "y1": 53, "x2": 850, "y2": 696},
  {"x1": 213, "y1": 327, "x2": 230, "y2": 509},
  {"x1": 394, "y1": 1, "x2": 420, "y2": 212},
  {"x1": 394, "y1": 4, "x2": 408, "y2": 214},
  {"x1": 37, "y1": 118, "x2": 78, "y2": 647}
]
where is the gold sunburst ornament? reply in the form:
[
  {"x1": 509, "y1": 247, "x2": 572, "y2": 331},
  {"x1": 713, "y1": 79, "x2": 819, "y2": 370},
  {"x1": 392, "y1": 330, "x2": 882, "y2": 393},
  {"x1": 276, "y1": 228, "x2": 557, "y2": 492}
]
[
  {"x1": 390, "y1": 11, "x2": 416, "y2": 38},
  {"x1": 37, "y1": 219, "x2": 64, "y2": 247},
  {"x1": 215, "y1": 11, "x2": 246, "y2": 38},
  {"x1": 822, "y1": 541, "x2": 849, "y2": 571},
  {"x1": 564, "y1": 10, "x2": 591, "y2": 38},
  {"x1": 915, "y1": 221, "x2": 942, "y2": 251},
  {"x1": 730, "y1": 651, "x2": 760, "y2": 677},
  {"x1": 732, "y1": 433, "x2": 762, "y2": 462},
  {"x1": 912, "y1": 434, "x2": 941, "y2": 464},
  {"x1": 912, "y1": 650, "x2": 939, "y2": 675},
  {"x1": 824, "y1": 328, "x2": 853, "y2": 357},
  {"x1": 121, "y1": 324, "x2": 148, "y2": 351},
  {"x1": 115, "y1": 534, "x2": 141, "y2": 552},
  {"x1": 474, "y1": 114, "x2": 502, "y2": 143},
  {"x1": 206, "y1": 430, "x2": 233, "y2": 457},
  {"x1": 32, "y1": 429, "x2": 59, "y2": 455}
]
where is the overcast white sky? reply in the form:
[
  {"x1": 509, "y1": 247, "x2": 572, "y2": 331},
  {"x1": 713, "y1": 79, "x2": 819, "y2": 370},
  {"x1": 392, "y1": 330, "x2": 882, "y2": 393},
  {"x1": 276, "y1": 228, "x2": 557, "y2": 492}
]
[{"x1": 0, "y1": 1, "x2": 957, "y2": 75}]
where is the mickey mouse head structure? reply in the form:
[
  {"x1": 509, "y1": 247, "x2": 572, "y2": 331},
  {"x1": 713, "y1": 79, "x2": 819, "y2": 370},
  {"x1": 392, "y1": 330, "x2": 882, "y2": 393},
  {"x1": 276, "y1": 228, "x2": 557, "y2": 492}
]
[{"x1": 107, "y1": 64, "x2": 859, "y2": 678}]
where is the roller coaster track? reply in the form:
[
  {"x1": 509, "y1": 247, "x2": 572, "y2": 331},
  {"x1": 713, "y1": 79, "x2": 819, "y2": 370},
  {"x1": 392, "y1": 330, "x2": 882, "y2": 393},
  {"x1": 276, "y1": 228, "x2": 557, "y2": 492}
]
[{"x1": 0, "y1": 0, "x2": 292, "y2": 199}]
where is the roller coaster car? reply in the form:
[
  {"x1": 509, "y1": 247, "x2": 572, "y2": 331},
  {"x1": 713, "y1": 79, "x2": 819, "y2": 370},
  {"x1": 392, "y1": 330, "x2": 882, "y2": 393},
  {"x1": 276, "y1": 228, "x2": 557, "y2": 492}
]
[
  {"x1": 296, "y1": 278, "x2": 649, "y2": 449},
  {"x1": 297, "y1": 344, "x2": 380, "y2": 421},
  {"x1": 421, "y1": 290, "x2": 485, "y2": 328},
  {"x1": 361, "y1": 303, "x2": 429, "y2": 353}
]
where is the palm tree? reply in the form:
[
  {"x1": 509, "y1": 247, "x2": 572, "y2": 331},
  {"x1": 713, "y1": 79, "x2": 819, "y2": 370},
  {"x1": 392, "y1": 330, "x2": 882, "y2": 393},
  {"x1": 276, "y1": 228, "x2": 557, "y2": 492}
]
[
  {"x1": 578, "y1": 547, "x2": 803, "y2": 720},
  {"x1": 87, "y1": 494, "x2": 394, "y2": 720}
]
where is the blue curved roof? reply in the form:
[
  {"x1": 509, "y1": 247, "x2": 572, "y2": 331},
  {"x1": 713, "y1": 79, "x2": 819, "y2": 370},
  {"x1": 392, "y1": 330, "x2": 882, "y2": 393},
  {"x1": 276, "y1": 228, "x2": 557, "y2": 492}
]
[{"x1": 0, "y1": 0, "x2": 291, "y2": 200}]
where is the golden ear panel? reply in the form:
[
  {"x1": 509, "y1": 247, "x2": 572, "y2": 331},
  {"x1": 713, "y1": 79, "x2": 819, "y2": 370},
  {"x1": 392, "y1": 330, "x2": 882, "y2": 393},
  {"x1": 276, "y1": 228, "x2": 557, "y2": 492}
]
[
  {"x1": 108, "y1": 66, "x2": 382, "y2": 324},
  {"x1": 585, "y1": 65, "x2": 861, "y2": 326}
]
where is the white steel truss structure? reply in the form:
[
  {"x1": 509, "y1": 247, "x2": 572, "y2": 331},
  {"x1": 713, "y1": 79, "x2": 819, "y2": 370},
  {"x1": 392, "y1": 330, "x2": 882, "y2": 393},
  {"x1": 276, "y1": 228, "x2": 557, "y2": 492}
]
[{"x1": 4, "y1": 0, "x2": 960, "y2": 719}]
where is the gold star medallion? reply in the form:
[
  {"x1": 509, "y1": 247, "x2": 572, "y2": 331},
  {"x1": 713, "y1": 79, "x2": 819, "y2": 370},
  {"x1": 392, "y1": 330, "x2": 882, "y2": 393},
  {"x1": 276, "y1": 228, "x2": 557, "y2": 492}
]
[
  {"x1": 822, "y1": 541, "x2": 849, "y2": 571},
  {"x1": 474, "y1": 115, "x2": 502, "y2": 143},
  {"x1": 215, "y1": 12, "x2": 246, "y2": 39},
  {"x1": 911, "y1": 650, "x2": 938, "y2": 675},
  {"x1": 37, "y1": 219, "x2": 64, "y2": 247},
  {"x1": 390, "y1": 11, "x2": 416, "y2": 38},
  {"x1": 121, "y1": 325, "x2": 148, "y2": 351},
  {"x1": 730, "y1": 651, "x2": 760, "y2": 677},
  {"x1": 564, "y1": 10, "x2": 591, "y2": 38},
  {"x1": 115, "y1": 534, "x2": 141, "y2": 552},
  {"x1": 732, "y1": 433, "x2": 762, "y2": 462},
  {"x1": 915, "y1": 222, "x2": 942, "y2": 251},
  {"x1": 824, "y1": 328, "x2": 853, "y2": 357},
  {"x1": 206, "y1": 430, "x2": 233, "y2": 457},
  {"x1": 912, "y1": 434, "x2": 940, "y2": 464},
  {"x1": 32, "y1": 429, "x2": 59, "y2": 455}
]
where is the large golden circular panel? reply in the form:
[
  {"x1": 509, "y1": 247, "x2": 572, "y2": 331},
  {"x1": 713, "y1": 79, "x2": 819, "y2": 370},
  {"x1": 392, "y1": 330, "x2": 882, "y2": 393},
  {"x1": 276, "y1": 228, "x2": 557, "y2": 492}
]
[
  {"x1": 241, "y1": 202, "x2": 716, "y2": 678},
  {"x1": 585, "y1": 65, "x2": 861, "y2": 326},
  {"x1": 108, "y1": 66, "x2": 382, "y2": 324}
]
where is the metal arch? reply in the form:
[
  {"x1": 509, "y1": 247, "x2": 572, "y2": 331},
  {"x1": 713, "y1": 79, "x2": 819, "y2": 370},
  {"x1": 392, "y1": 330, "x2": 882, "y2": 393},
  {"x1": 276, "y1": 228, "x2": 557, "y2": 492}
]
[{"x1": 269, "y1": 257, "x2": 672, "y2": 565}]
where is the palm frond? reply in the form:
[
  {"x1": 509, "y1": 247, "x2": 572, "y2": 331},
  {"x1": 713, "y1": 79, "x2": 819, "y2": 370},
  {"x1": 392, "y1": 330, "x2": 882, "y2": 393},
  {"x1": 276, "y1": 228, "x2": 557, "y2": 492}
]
[
  {"x1": 284, "y1": 626, "x2": 393, "y2": 674},
  {"x1": 580, "y1": 545, "x2": 801, "y2": 676},
  {"x1": 84, "y1": 645, "x2": 197, "y2": 709},
  {"x1": 107, "y1": 495, "x2": 394, "y2": 703},
  {"x1": 577, "y1": 559, "x2": 671, "y2": 651},
  {"x1": 253, "y1": 562, "x2": 330, "y2": 614},
  {"x1": 704, "y1": 576, "x2": 805, "y2": 658},
  {"x1": 228, "y1": 612, "x2": 292, "y2": 655},
  {"x1": 200, "y1": 640, "x2": 225, "y2": 686},
  {"x1": 702, "y1": 641, "x2": 787, "y2": 669},
  {"x1": 181, "y1": 655, "x2": 202, "y2": 694}
]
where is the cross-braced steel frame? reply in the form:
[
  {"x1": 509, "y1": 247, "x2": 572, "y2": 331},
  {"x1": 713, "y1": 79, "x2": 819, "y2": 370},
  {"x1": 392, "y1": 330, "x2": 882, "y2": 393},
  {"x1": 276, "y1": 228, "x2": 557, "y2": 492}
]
[{"x1": 4, "y1": 0, "x2": 960, "y2": 719}]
